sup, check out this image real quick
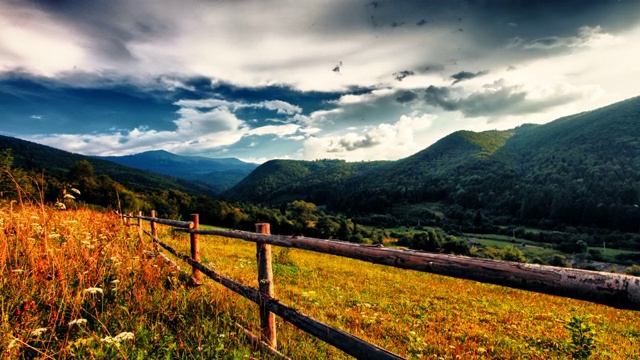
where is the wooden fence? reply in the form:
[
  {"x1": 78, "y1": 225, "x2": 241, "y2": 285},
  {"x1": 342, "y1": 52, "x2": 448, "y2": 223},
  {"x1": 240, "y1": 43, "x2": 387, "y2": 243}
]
[{"x1": 121, "y1": 211, "x2": 640, "y2": 360}]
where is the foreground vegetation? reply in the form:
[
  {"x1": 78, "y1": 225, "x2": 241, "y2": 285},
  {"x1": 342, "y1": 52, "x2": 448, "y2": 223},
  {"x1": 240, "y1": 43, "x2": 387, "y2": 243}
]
[
  {"x1": 3, "y1": 201, "x2": 639, "y2": 359},
  {"x1": 0, "y1": 203, "x2": 268, "y2": 359}
]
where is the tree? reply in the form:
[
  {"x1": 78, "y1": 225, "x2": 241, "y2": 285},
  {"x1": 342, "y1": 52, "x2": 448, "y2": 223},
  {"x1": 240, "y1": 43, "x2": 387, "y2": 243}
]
[
  {"x1": 67, "y1": 160, "x2": 97, "y2": 201},
  {"x1": 337, "y1": 218, "x2": 352, "y2": 241}
]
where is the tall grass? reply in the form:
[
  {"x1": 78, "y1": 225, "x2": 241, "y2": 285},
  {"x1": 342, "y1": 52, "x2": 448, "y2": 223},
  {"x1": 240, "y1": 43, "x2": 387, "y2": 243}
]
[
  {"x1": 0, "y1": 202, "x2": 268, "y2": 359},
  {"x1": 2, "y1": 200, "x2": 639, "y2": 359}
]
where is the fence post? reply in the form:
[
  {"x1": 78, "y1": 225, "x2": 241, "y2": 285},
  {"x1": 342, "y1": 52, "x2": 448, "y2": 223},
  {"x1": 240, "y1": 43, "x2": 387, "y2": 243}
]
[
  {"x1": 150, "y1": 210, "x2": 158, "y2": 251},
  {"x1": 255, "y1": 223, "x2": 276, "y2": 348},
  {"x1": 137, "y1": 211, "x2": 143, "y2": 242},
  {"x1": 190, "y1": 214, "x2": 202, "y2": 286}
]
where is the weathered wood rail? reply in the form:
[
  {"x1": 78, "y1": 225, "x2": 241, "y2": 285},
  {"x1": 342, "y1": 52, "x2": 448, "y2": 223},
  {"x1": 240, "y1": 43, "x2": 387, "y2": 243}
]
[{"x1": 122, "y1": 212, "x2": 640, "y2": 359}]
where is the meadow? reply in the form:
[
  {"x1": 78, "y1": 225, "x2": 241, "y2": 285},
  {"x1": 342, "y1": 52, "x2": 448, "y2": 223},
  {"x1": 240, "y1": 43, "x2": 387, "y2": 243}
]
[{"x1": 2, "y1": 202, "x2": 640, "y2": 359}]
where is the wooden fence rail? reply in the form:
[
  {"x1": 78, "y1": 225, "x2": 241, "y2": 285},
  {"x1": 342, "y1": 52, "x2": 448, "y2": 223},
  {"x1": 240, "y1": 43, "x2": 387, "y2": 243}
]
[
  {"x1": 124, "y1": 212, "x2": 640, "y2": 360},
  {"x1": 178, "y1": 228, "x2": 640, "y2": 311}
]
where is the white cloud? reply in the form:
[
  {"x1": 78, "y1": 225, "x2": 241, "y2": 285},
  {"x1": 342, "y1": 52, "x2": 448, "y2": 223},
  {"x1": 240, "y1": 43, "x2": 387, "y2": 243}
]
[
  {"x1": 299, "y1": 114, "x2": 435, "y2": 161},
  {"x1": 174, "y1": 98, "x2": 301, "y2": 115},
  {"x1": 247, "y1": 123, "x2": 300, "y2": 136},
  {"x1": 260, "y1": 100, "x2": 302, "y2": 115}
]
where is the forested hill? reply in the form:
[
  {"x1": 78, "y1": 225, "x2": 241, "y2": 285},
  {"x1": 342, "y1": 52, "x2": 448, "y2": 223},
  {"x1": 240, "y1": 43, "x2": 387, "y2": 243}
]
[
  {"x1": 227, "y1": 96, "x2": 640, "y2": 232},
  {"x1": 0, "y1": 135, "x2": 212, "y2": 195},
  {"x1": 223, "y1": 159, "x2": 390, "y2": 204},
  {"x1": 99, "y1": 150, "x2": 257, "y2": 194}
]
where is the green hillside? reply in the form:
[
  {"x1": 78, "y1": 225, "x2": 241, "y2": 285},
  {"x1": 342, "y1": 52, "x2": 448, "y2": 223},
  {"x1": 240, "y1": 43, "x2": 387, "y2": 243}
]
[
  {"x1": 224, "y1": 159, "x2": 389, "y2": 205},
  {"x1": 228, "y1": 96, "x2": 640, "y2": 234}
]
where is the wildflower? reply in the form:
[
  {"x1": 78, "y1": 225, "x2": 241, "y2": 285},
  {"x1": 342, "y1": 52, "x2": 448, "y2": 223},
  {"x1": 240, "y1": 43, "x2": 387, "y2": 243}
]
[
  {"x1": 31, "y1": 328, "x2": 48, "y2": 337},
  {"x1": 70, "y1": 188, "x2": 81, "y2": 195},
  {"x1": 68, "y1": 319, "x2": 88, "y2": 326},
  {"x1": 101, "y1": 332, "x2": 134, "y2": 344},
  {"x1": 115, "y1": 332, "x2": 134, "y2": 341},
  {"x1": 64, "y1": 194, "x2": 75, "y2": 199},
  {"x1": 83, "y1": 287, "x2": 104, "y2": 295}
]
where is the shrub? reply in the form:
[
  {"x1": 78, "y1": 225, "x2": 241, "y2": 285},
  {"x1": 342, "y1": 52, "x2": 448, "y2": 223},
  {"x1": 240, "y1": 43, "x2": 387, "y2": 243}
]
[
  {"x1": 624, "y1": 264, "x2": 640, "y2": 276},
  {"x1": 549, "y1": 254, "x2": 571, "y2": 268}
]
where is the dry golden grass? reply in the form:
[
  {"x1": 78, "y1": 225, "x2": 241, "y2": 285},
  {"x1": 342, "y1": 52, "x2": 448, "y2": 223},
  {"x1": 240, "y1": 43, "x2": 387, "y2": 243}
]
[
  {"x1": 162, "y1": 226, "x2": 640, "y2": 359},
  {"x1": 0, "y1": 202, "x2": 268, "y2": 359},
  {"x1": 2, "y1": 201, "x2": 639, "y2": 359}
]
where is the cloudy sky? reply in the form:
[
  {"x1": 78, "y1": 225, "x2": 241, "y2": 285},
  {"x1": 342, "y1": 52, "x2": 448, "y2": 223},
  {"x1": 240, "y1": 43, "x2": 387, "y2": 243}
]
[{"x1": 1, "y1": 0, "x2": 639, "y2": 163}]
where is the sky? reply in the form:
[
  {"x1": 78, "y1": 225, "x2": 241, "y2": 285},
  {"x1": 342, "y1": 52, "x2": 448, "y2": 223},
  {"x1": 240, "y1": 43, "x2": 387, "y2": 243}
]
[{"x1": 1, "y1": 0, "x2": 639, "y2": 164}]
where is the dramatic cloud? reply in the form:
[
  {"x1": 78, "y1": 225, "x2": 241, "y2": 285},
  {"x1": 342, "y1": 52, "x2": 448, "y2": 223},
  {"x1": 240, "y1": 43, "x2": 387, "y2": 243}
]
[
  {"x1": 424, "y1": 80, "x2": 584, "y2": 118},
  {"x1": 1, "y1": 0, "x2": 639, "y2": 161}
]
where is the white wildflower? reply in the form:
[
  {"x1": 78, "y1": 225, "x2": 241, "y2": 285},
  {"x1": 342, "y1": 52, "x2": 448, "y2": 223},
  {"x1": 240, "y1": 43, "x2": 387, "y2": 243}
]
[
  {"x1": 101, "y1": 332, "x2": 134, "y2": 344},
  {"x1": 31, "y1": 328, "x2": 48, "y2": 336},
  {"x1": 83, "y1": 287, "x2": 103, "y2": 295},
  {"x1": 64, "y1": 194, "x2": 75, "y2": 199},
  {"x1": 70, "y1": 188, "x2": 81, "y2": 195},
  {"x1": 68, "y1": 318, "x2": 88, "y2": 326},
  {"x1": 114, "y1": 332, "x2": 134, "y2": 341}
]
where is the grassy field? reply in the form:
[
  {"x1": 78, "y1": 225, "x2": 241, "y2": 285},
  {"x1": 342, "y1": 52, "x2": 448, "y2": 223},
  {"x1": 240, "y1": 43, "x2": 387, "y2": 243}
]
[{"x1": 2, "y1": 203, "x2": 640, "y2": 359}]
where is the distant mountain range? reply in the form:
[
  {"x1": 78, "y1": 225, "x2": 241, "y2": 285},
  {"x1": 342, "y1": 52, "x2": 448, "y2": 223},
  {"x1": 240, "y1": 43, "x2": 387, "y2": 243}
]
[
  {"x1": 98, "y1": 150, "x2": 258, "y2": 194},
  {"x1": 226, "y1": 96, "x2": 640, "y2": 232},
  {"x1": 0, "y1": 135, "x2": 212, "y2": 195}
]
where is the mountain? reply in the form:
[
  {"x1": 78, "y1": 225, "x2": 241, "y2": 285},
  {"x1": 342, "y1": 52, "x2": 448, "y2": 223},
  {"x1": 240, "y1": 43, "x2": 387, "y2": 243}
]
[
  {"x1": 0, "y1": 135, "x2": 212, "y2": 195},
  {"x1": 227, "y1": 96, "x2": 640, "y2": 232},
  {"x1": 99, "y1": 150, "x2": 257, "y2": 194}
]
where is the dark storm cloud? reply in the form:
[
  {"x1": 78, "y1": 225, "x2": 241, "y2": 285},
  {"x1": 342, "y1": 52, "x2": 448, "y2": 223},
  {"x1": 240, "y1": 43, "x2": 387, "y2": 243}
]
[
  {"x1": 424, "y1": 83, "x2": 581, "y2": 118},
  {"x1": 395, "y1": 90, "x2": 418, "y2": 104},
  {"x1": 321, "y1": 0, "x2": 640, "y2": 59},
  {"x1": 451, "y1": 70, "x2": 488, "y2": 85}
]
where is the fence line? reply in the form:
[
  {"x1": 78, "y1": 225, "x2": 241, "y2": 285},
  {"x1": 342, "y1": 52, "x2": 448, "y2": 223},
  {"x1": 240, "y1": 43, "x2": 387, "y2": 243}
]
[
  {"x1": 125, "y1": 212, "x2": 640, "y2": 360},
  {"x1": 177, "y1": 227, "x2": 640, "y2": 311},
  {"x1": 148, "y1": 228, "x2": 403, "y2": 360}
]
